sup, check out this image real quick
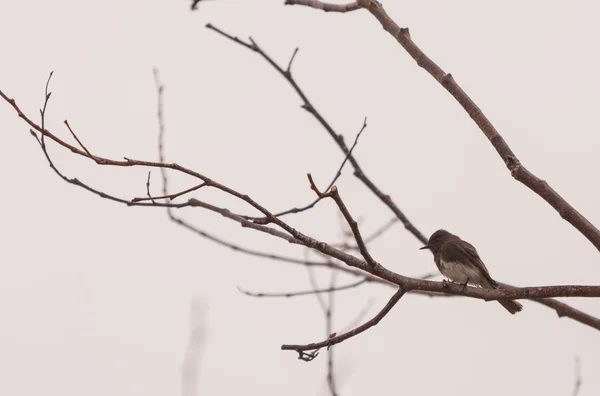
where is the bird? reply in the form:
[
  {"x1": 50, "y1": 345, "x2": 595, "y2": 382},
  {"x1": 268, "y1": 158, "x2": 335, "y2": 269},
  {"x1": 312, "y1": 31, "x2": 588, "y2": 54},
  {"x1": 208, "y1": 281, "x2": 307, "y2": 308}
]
[{"x1": 420, "y1": 229, "x2": 523, "y2": 314}]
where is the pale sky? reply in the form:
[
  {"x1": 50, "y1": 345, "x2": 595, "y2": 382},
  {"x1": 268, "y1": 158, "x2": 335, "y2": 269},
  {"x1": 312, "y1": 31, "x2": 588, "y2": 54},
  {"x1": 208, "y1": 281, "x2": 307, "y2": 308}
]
[{"x1": 1, "y1": 1, "x2": 599, "y2": 395}]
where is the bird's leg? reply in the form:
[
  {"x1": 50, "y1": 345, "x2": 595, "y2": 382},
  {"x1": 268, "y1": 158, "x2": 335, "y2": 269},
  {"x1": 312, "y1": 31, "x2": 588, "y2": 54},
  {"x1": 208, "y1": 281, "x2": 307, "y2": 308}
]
[{"x1": 460, "y1": 278, "x2": 470, "y2": 292}]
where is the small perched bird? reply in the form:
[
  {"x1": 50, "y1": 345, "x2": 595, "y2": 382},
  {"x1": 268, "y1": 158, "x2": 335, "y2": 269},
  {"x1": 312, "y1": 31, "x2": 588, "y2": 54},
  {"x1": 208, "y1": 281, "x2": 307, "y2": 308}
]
[{"x1": 420, "y1": 229, "x2": 523, "y2": 314}]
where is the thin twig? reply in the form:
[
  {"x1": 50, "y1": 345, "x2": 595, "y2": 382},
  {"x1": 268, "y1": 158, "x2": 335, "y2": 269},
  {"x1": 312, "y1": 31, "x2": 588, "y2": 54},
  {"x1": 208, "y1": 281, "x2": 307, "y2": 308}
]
[
  {"x1": 282, "y1": 288, "x2": 405, "y2": 357},
  {"x1": 286, "y1": 47, "x2": 299, "y2": 74},
  {"x1": 323, "y1": 117, "x2": 367, "y2": 194},
  {"x1": 132, "y1": 182, "x2": 206, "y2": 203},
  {"x1": 39, "y1": 71, "x2": 53, "y2": 150},
  {"x1": 237, "y1": 278, "x2": 367, "y2": 298},
  {"x1": 64, "y1": 120, "x2": 97, "y2": 162},
  {"x1": 309, "y1": 180, "x2": 378, "y2": 268},
  {"x1": 284, "y1": 0, "x2": 360, "y2": 13},
  {"x1": 145, "y1": 172, "x2": 156, "y2": 203},
  {"x1": 206, "y1": 23, "x2": 253, "y2": 50}
]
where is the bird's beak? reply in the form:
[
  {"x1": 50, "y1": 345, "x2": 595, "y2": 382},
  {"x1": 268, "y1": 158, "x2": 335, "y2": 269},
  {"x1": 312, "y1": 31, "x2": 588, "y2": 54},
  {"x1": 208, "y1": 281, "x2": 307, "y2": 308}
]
[{"x1": 419, "y1": 245, "x2": 430, "y2": 250}]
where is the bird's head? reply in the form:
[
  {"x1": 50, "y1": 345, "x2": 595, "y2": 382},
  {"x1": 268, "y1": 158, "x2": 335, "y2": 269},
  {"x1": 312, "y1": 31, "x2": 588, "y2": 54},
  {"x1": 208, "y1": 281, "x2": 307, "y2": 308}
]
[{"x1": 419, "y1": 229, "x2": 453, "y2": 254}]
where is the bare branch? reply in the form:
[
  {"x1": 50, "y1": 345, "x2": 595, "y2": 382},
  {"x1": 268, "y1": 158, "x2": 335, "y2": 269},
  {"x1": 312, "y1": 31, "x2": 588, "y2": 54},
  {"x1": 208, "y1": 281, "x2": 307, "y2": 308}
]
[
  {"x1": 309, "y1": 180, "x2": 378, "y2": 269},
  {"x1": 286, "y1": 47, "x2": 299, "y2": 74},
  {"x1": 188, "y1": 198, "x2": 297, "y2": 243},
  {"x1": 145, "y1": 172, "x2": 156, "y2": 204},
  {"x1": 237, "y1": 278, "x2": 367, "y2": 298},
  {"x1": 205, "y1": 23, "x2": 253, "y2": 50},
  {"x1": 39, "y1": 70, "x2": 53, "y2": 149},
  {"x1": 531, "y1": 297, "x2": 600, "y2": 333},
  {"x1": 132, "y1": 182, "x2": 206, "y2": 203},
  {"x1": 323, "y1": 117, "x2": 367, "y2": 195},
  {"x1": 285, "y1": 0, "x2": 360, "y2": 13},
  {"x1": 282, "y1": 287, "x2": 405, "y2": 357},
  {"x1": 329, "y1": 186, "x2": 378, "y2": 267},
  {"x1": 410, "y1": 280, "x2": 600, "y2": 302},
  {"x1": 206, "y1": 24, "x2": 428, "y2": 244},
  {"x1": 64, "y1": 119, "x2": 97, "y2": 162}
]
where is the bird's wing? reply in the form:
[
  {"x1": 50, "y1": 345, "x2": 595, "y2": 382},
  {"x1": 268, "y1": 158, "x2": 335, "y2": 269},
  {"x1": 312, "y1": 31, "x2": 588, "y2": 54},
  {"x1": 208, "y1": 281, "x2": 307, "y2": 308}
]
[{"x1": 442, "y1": 238, "x2": 497, "y2": 287}]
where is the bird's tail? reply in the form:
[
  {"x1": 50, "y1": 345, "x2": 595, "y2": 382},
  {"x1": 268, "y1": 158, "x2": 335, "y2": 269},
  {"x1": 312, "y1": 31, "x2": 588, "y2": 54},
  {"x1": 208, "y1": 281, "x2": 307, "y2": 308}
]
[
  {"x1": 482, "y1": 278, "x2": 523, "y2": 315},
  {"x1": 498, "y1": 299, "x2": 523, "y2": 315}
]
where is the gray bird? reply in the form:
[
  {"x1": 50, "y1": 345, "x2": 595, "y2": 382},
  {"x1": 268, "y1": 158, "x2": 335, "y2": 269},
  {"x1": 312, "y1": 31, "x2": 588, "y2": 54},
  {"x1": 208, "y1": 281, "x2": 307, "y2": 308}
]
[{"x1": 420, "y1": 229, "x2": 523, "y2": 314}]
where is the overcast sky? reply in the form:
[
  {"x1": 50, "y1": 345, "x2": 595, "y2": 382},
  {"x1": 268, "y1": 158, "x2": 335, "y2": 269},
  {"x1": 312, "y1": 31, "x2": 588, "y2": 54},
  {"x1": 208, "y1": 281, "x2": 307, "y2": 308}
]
[{"x1": 1, "y1": 1, "x2": 599, "y2": 395}]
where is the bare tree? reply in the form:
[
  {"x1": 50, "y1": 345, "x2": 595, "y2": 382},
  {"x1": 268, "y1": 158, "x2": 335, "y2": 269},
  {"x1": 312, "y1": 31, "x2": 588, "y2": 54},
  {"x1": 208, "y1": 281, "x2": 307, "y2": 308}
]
[{"x1": 1, "y1": 1, "x2": 598, "y2": 395}]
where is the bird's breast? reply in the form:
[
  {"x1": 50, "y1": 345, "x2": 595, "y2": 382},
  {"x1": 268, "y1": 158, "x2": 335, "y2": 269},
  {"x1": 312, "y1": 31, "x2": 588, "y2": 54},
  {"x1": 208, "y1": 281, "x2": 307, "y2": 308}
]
[{"x1": 437, "y1": 259, "x2": 486, "y2": 287}]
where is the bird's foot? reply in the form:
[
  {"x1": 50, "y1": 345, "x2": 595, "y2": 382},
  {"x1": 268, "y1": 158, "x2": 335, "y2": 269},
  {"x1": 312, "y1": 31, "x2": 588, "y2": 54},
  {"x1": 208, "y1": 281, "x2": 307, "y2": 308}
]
[{"x1": 460, "y1": 279, "x2": 470, "y2": 292}]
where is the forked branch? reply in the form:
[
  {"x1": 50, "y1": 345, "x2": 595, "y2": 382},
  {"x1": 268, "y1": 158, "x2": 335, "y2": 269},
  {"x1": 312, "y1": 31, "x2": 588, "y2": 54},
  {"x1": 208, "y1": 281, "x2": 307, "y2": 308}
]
[{"x1": 206, "y1": 23, "x2": 428, "y2": 244}]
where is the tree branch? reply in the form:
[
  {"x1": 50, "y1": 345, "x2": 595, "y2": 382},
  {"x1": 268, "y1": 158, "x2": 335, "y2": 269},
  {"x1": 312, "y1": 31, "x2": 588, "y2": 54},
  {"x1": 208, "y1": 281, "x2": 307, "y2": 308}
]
[
  {"x1": 132, "y1": 182, "x2": 207, "y2": 203},
  {"x1": 308, "y1": 179, "x2": 378, "y2": 268},
  {"x1": 284, "y1": 0, "x2": 360, "y2": 13},
  {"x1": 530, "y1": 298, "x2": 600, "y2": 332},
  {"x1": 282, "y1": 287, "x2": 405, "y2": 357},
  {"x1": 237, "y1": 278, "x2": 368, "y2": 298}
]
